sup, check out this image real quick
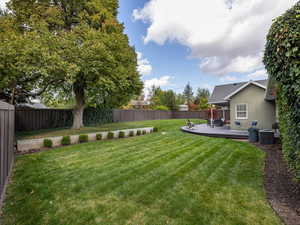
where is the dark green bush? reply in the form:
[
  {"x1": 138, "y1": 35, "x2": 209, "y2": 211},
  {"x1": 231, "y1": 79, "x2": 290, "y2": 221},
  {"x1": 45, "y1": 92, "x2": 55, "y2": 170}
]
[
  {"x1": 107, "y1": 132, "x2": 114, "y2": 139},
  {"x1": 79, "y1": 134, "x2": 89, "y2": 143},
  {"x1": 263, "y1": 2, "x2": 300, "y2": 180},
  {"x1": 136, "y1": 130, "x2": 141, "y2": 136},
  {"x1": 96, "y1": 133, "x2": 102, "y2": 140},
  {"x1": 119, "y1": 131, "x2": 125, "y2": 138},
  {"x1": 142, "y1": 130, "x2": 147, "y2": 135},
  {"x1": 129, "y1": 131, "x2": 134, "y2": 137},
  {"x1": 43, "y1": 139, "x2": 53, "y2": 148},
  {"x1": 61, "y1": 136, "x2": 71, "y2": 146},
  {"x1": 153, "y1": 127, "x2": 159, "y2": 132}
]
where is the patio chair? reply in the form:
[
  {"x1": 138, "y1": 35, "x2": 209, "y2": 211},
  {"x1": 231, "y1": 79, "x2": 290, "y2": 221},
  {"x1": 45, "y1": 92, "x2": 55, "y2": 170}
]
[
  {"x1": 250, "y1": 120, "x2": 258, "y2": 127},
  {"x1": 186, "y1": 119, "x2": 195, "y2": 129},
  {"x1": 235, "y1": 121, "x2": 241, "y2": 128},
  {"x1": 213, "y1": 119, "x2": 224, "y2": 127}
]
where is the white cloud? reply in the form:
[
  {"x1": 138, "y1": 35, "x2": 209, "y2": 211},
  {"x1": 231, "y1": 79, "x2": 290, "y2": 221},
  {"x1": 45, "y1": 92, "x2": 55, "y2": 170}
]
[
  {"x1": 220, "y1": 75, "x2": 237, "y2": 82},
  {"x1": 0, "y1": 0, "x2": 8, "y2": 9},
  {"x1": 133, "y1": 0, "x2": 297, "y2": 76},
  {"x1": 144, "y1": 75, "x2": 171, "y2": 98},
  {"x1": 137, "y1": 51, "x2": 152, "y2": 76},
  {"x1": 247, "y1": 69, "x2": 268, "y2": 80}
]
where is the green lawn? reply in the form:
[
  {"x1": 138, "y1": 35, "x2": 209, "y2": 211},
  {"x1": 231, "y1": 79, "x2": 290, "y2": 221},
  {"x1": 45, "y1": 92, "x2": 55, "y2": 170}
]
[
  {"x1": 3, "y1": 120, "x2": 281, "y2": 225},
  {"x1": 16, "y1": 119, "x2": 205, "y2": 140}
]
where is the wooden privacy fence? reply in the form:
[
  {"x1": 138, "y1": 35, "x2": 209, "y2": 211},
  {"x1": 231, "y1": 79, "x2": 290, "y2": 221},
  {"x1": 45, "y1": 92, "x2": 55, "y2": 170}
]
[
  {"x1": 15, "y1": 108, "x2": 113, "y2": 132},
  {"x1": 16, "y1": 108, "x2": 73, "y2": 132},
  {"x1": 113, "y1": 110, "x2": 172, "y2": 122},
  {"x1": 15, "y1": 108, "x2": 229, "y2": 132},
  {"x1": 0, "y1": 101, "x2": 15, "y2": 206},
  {"x1": 113, "y1": 110, "x2": 209, "y2": 122}
]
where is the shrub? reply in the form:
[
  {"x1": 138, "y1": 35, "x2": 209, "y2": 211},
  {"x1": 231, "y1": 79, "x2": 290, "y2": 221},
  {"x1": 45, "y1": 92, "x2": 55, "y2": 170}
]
[
  {"x1": 129, "y1": 131, "x2": 135, "y2": 137},
  {"x1": 107, "y1": 132, "x2": 114, "y2": 139},
  {"x1": 263, "y1": 2, "x2": 300, "y2": 180},
  {"x1": 119, "y1": 131, "x2": 125, "y2": 138},
  {"x1": 79, "y1": 134, "x2": 89, "y2": 143},
  {"x1": 43, "y1": 139, "x2": 53, "y2": 148},
  {"x1": 152, "y1": 105, "x2": 169, "y2": 111},
  {"x1": 136, "y1": 130, "x2": 141, "y2": 136},
  {"x1": 61, "y1": 136, "x2": 71, "y2": 146},
  {"x1": 153, "y1": 127, "x2": 159, "y2": 132},
  {"x1": 142, "y1": 130, "x2": 147, "y2": 135},
  {"x1": 96, "y1": 133, "x2": 102, "y2": 140}
]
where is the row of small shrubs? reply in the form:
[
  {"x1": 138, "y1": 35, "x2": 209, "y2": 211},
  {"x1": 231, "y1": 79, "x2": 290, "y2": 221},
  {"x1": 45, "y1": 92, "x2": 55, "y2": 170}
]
[{"x1": 43, "y1": 127, "x2": 159, "y2": 148}]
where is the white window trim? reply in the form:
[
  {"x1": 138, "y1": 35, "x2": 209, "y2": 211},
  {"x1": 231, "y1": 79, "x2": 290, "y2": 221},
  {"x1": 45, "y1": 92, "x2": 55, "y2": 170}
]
[{"x1": 236, "y1": 103, "x2": 248, "y2": 120}]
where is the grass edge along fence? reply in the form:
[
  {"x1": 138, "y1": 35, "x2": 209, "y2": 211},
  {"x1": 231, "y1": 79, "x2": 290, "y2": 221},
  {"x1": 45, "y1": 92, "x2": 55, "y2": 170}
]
[
  {"x1": 0, "y1": 101, "x2": 15, "y2": 208},
  {"x1": 16, "y1": 108, "x2": 227, "y2": 132}
]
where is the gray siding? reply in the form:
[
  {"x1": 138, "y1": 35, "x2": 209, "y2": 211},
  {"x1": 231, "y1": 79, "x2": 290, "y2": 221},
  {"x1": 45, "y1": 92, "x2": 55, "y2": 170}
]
[{"x1": 230, "y1": 84, "x2": 276, "y2": 130}]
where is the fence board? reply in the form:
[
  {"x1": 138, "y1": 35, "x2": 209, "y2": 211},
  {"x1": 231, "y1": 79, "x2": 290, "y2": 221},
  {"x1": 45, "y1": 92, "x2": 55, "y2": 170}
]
[
  {"x1": 16, "y1": 108, "x2": 228, "y2": 131},
  {"x1": 0, "y1": 101, "x2": 15, "y2": 208}
]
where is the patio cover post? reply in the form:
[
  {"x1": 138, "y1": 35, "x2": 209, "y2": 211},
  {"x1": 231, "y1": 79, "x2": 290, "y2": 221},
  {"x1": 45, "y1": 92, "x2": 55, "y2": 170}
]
[{"x1": 210, "y1": 105, "x2": 213, "y2": 127}]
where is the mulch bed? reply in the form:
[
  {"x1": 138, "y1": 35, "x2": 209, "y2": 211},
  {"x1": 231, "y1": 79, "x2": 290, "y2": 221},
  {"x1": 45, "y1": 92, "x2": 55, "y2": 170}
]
[{"x1": 254, "y1": 143, "x2": 300, "y2": 225}]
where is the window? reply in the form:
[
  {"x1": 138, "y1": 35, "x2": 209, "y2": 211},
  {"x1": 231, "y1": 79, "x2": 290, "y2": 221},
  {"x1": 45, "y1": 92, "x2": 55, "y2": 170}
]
[{"x1": 236, "y1": 104, "x2": 248, "y2": 119}]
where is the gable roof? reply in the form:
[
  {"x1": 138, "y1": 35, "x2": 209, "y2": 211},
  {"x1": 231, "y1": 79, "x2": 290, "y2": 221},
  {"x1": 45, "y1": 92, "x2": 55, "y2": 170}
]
[{"x1": 208, "y1": 79, "x2": 268, "y2": 104}]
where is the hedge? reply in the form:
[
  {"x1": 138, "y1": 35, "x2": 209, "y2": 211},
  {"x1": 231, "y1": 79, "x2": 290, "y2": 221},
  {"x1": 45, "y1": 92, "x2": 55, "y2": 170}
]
[{"x1": 263, "y1": 2, "x2": 300, "y2": 180}]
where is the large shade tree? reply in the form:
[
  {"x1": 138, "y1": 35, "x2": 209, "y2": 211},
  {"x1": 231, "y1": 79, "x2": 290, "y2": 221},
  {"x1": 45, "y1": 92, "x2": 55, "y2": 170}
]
[{"x1": 0, "y1": 0, "x2": 143, "y2": 128}]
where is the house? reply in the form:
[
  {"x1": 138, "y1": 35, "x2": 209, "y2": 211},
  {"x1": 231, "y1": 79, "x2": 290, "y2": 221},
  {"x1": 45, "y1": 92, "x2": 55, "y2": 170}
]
[
  {"x1": 178, "y1": 104, "x2": 189, "y2": 111},
  {"x1": 17, "y1": 103, "x2": 48, "y2": 109},
  {"x1": 208, "y1": 79, "x2": 277, "y2": 130},
  {"x1": 129, "y1": 100, "x2": 150, "y2": 109}
]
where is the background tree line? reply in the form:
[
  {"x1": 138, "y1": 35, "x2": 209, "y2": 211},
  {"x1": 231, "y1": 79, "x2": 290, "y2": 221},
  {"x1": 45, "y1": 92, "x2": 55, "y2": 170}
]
[{"x1": 147, "y1": 83, "x2": 210, "y2": 111}]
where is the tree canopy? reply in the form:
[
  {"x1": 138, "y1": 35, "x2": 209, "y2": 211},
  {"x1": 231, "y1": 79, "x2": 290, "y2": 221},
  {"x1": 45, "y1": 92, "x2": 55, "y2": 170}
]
[
  {"x1": 0, "y1": 0, "x2": 143, "y2": 128},
  {"x1": 183, "y1": 83, "x2": 193, "y2": 105}
]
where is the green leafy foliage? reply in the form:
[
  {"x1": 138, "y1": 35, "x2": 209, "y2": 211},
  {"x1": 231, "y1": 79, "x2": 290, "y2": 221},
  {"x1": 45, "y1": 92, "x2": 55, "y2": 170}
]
[
  {"x1": 107, "y1": 132, "x2": 114, "y2": 139},
  {"x1": 136, "y1": 130, "x2": 141, "y2": 136},
  {"x1": 43, "y1": 139, "x2": 53, "y2": 148},
  {"x1": 0, "y1": 0, "x2": 143, "y2": 129},
  {"x1": 79, "y1": 134, "x2": 88, "y2": 143},
  {"x1": 153, "y1": 127, "x2": 159, "y2": 132},
  {"x1": 152, "y1": 105, "x2": 169, "y2": 111},
  {"x1": 96, "y1": 133, "x2": 102, "y2": 141},
  {"x1": 263, "y1": 2, "x2": 300, "y2": 180},
  {"x1": 61, "y1": 136, "x2": 71, "y2": 146},
  {"x1": 118, "y1": 131, "x2": 125, "y2": 138},
  {"x1": 129, "y1": 131, "x2": 134, "y2": 137}
]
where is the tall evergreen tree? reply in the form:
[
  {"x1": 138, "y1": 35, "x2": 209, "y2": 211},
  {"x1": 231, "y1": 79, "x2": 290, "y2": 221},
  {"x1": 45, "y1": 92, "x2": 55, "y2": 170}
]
[{"x1": 183, "y1": 82, "x2": 193, "y2": 104}]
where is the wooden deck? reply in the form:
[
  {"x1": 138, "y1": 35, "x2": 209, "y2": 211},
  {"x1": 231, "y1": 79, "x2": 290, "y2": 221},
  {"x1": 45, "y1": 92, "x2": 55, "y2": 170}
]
[{"x1": 181, "y1": 124, "x2": 249, "y2": 139}]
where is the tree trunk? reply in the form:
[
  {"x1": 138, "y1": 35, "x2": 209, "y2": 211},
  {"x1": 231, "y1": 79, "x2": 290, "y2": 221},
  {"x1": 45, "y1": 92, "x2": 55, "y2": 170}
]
[{"x1": 72, "y1": 83, "x2": 85, "y2": 129}]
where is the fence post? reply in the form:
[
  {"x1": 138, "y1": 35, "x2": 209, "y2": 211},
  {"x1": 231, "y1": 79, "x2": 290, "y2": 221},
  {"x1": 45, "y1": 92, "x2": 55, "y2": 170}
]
[{"x1": 0, "y1": 101, "x2": 15, "y2": 208}]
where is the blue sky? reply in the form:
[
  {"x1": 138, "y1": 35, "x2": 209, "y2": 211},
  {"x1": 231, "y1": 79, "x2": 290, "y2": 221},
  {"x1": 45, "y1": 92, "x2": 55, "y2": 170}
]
[
  {"x1": 118, "y1": 0, "x2": 218, "y2": 94},
  {"x1": 0, "y1": 0, "x2": 296, "y2": 96},
  {"x1": 118, "y1": 0, "x2": 297, "y2": 96}
]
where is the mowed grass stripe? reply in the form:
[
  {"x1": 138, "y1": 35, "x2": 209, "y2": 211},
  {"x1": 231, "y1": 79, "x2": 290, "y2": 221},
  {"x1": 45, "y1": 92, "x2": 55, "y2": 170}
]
[
  {"x1": 80, "y1": 137, "x2": 209, "y2": 195},
  {"x1": 132, "y1": 139, "x2": 237, "y2": 204},
  {"x1": 2, "y1": 120, "x2": 283, "y2": 225},
  {"x1": 45, "y1": 134, "x2": 195, "y2": 183},
  {"x1": 119, "y1": 139, "x2": 227, "y2": 199},
  {"x1": 16, "y1": 134, "x2": 177, "y2": 181}
]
